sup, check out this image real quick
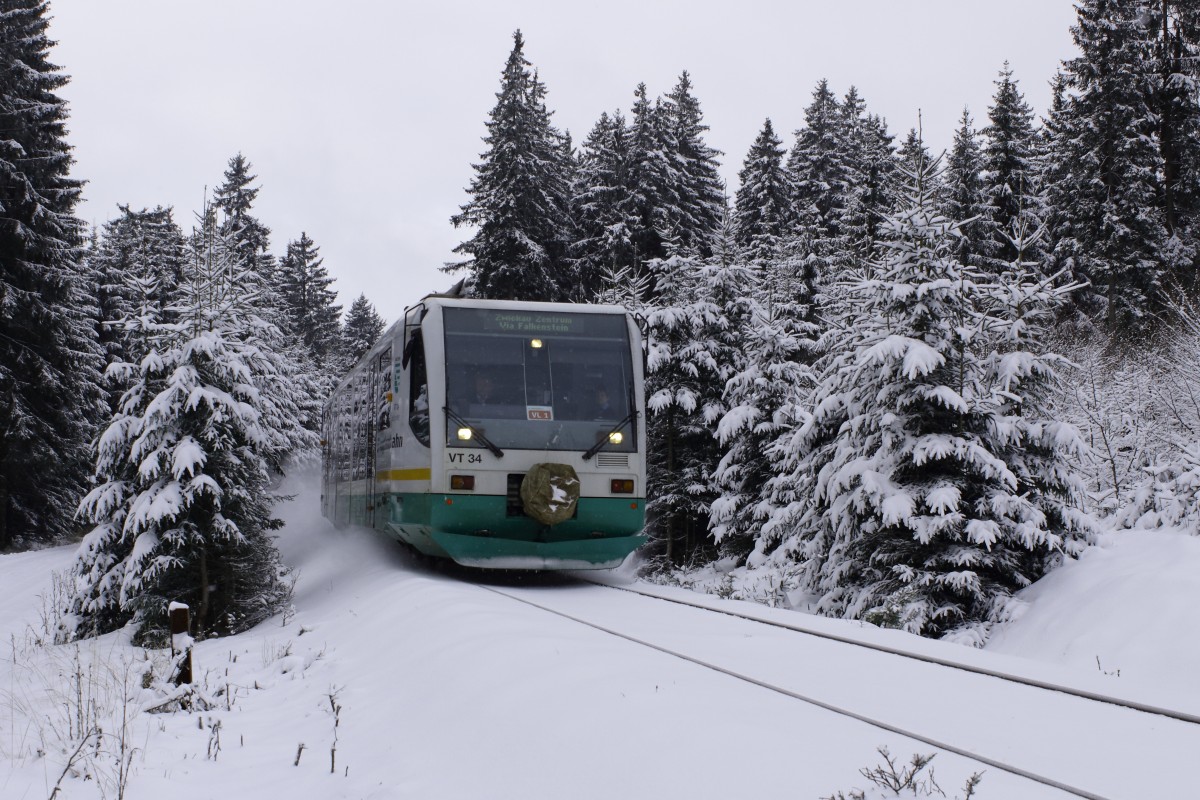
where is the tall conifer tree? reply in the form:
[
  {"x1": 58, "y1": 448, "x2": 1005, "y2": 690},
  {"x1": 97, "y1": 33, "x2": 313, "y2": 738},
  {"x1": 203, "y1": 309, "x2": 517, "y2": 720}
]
[
  {"x1": 450, "y1": 31, "x2": 575, "y2": 301},
  {"x1": 786, "y1": 79, "x2": 851, "y2": 297},
  {"x1": 1149, "y1": 1, "x2": 1200, "y2": 287},
  {"x1": 86, "y1": 206, "x2": 187, "y2": 364},
  {"x1": 1040, "y1": 71, "x2": 1090, "y2": 321},
  {"x1": 67, "y1": 221, "x2": 305, "y2": 640},
  {"x1": 897, "y1": 128, "x2": 940, "y2": 198},
  {"x1": 213, "y1": 153, "x2": 275, "y2": 286},
  {"x1": 733, "y1": 119, "x2": 794, "y2": 260},
  {"x1": 773, "y1": 156, "x2": 1091, "y2": 637},
  {"x1": 662, "y1": 72, "x2": 726, "y2": 257},
  {"x1": 788, "y1": 79, "x2": 849, "y2": 239},
  {"x1": 839, "y1": 89, "x2": 897, "y2": 264},
  {"x1": 1046, "y1": 0, "x2": 1170, "y2": 334},
  {"x1": 0, "y1": 0, "x2": 105, "y2": 549},
  {"x1": 942, "y1": 109, "x2": 989, "y2": 269},
  {"x1": 981, "y1": 64, "x2": 1044, "y2": 268},
  {"x1": 644, "y1": 249, "x2": 734, "y2": 564},
  {"x1": 570, "y1": 110, "x2": 636, "y2": 299},
  {"x1": 341, "y1": 293, "x2": 385, "y2": 366},
  {"x1": 278, "y1": 231, "x2": 341, "y2": 369},
  {"x1": 711, "y1": 225, "x2": 821, "y2": 561},
  {"x1": 626, "y1": 83, "x2": 682, "y2": 280}
]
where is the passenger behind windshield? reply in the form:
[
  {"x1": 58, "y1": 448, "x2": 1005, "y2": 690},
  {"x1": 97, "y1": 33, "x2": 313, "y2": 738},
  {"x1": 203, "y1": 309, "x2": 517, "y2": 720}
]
[
  {"x1": 590, "y1": 386, "x2": 622, "y2": 419},
  {"x1": 472, "y1": 374, "x2": 496, "y2": 406},
  {"x1": 457, "y1": 371, "x2": 524, "y2": 418}
]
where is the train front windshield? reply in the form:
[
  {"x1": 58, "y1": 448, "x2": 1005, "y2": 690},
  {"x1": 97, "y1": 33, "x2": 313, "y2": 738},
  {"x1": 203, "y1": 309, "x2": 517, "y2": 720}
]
[{"x1": 443, "y1": 307, "x2": 637, "y2": 453}]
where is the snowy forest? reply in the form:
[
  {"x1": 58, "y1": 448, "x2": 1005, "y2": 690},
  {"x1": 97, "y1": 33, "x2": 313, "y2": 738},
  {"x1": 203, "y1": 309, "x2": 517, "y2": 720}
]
[{"x1": 4, "y1": 0, "x2": 1200, "y2": 646}]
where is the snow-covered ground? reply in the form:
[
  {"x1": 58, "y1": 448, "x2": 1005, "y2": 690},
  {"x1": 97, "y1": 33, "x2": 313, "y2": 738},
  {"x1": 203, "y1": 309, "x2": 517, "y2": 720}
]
[{"x1": 2, "y1": 470, "x2": 1198, "y2": 799}]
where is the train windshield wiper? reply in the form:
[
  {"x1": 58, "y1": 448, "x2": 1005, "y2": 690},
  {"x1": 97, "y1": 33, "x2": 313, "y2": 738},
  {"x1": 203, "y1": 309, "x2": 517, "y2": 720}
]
[
  {"x1": 582, "y1": 411, "x2": 636, "y2": 461},
  {"x1": 443, "y1": 406, "x2": 505, "y2": 458}
]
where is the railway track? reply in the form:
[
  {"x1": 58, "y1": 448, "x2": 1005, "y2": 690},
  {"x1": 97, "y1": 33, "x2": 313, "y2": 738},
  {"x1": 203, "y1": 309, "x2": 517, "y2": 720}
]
[
  {"x1": 588, "y1": 579, "x2": 1200, "y2": 726},
  {"x1": 475, "y1": 578, "x2": 1200, "y2": 800}
]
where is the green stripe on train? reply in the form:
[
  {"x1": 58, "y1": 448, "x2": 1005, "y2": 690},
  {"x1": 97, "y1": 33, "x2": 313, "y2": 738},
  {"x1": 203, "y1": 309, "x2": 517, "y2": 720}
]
[
  {"x1": 361, "y1": 491, "x2": 646, "y2": 567},
  {"x1": 430, "y1": 530, "x2": 646, "y2": 569}
]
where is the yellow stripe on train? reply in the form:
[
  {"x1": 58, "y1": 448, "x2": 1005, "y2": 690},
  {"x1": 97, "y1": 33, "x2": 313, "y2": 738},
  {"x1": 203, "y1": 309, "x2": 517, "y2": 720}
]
[{"x1": 376, "y1": 468, "x2": 433, "y2": 482}]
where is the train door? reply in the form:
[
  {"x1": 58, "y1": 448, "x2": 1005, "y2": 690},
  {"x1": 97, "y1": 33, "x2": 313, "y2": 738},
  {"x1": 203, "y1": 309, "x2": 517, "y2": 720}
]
[
  {"x1": 368, "y1": 345, "x2": 392, "y2": 528},
  {"x1": 336, "y1": 386, "x2": 352, "y2": 527},
  {"x1": 402, "y1": 325, "x2": 431, "y2": 456},
  {"x1": 365, "y1": 357, "x2": 377, "y2": 526},
  {"x1": 349, "y1": 373, "x2": 365, "y2": 525},
  {"x1": 320, "y1": 405, "x2": 332, "y2": 519}
]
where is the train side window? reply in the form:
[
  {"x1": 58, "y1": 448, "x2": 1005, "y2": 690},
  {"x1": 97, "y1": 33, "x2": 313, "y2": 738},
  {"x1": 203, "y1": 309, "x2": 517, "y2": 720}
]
[
  {"x1": 376, "y1": 345, "x2": 393, "y2": 432},
  {"x1": 407, "y1": 332, "x2": 430, "y2": 446}
]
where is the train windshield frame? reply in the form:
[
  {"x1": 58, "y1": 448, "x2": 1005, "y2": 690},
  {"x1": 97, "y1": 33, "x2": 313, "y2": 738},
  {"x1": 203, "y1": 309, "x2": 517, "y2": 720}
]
[{"x1": 442, "y1": 307, "x2": 637, "y2": 453}]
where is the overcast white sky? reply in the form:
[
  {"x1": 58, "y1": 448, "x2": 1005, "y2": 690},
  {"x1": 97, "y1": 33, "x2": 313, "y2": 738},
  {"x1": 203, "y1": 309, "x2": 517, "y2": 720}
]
[{"x1": 49, "y1": 1, "x2": 1079, "y2": 327}]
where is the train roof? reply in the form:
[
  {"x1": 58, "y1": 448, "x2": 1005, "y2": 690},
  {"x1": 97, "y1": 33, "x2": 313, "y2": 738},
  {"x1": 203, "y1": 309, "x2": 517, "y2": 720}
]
[{"x1": 418, "y1": 295, "x2": 631, "y2": 315}]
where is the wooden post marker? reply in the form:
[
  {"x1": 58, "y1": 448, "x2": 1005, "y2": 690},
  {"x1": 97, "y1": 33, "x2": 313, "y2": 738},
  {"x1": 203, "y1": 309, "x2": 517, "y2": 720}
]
[{"x1": 169, "y1": 601, "x2": 194, "y2": 686}]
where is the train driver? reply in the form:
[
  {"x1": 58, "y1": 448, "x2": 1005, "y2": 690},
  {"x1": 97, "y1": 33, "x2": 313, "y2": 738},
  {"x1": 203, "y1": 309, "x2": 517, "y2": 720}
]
[
  {"x1": 473, "y1": 373, "x2": 496, "y2": 406},
  {"x1": 592, "y1": 386, "x2": 615, "y2": 418}
]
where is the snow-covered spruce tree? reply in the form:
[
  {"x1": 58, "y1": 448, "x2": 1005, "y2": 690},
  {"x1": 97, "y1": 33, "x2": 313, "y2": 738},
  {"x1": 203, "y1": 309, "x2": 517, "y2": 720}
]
[
  {"x1": 980, "y1": 64, "x2": 1045, "y2": 270},
  {"x1": 213, "y1": 153, "x2": 276, "y2": 286},
  {"x1": 941, "y1": 109, "x2": 989, "y2": 270},
  {"x1": 625, "y1": 83, "x2": 683, "y2": 290},
  {"x1": 275, "y1": 232, "x2": 343, "y2": 433},
  {"x1": 211, "y1": 156, "x2": 323, "y2": 443},
  {"x1": 0, "y1": 0, "x2": 105, "y2": 551},
  {"x1": 595, "y1": 262, "x2": 652, "y2": 310},
  {"x1": 710, "y1": 229, "x2": 821, "y2": 563},
  {"x1": 571, "y1": 77, "x2": 722, "y2": 300},
  {"x1": 66, "y1": 222, "x2": 310, "y2": 642},
  {"x1": 1147, "y1": 1, "x2": 1200, "y2": 284},
  {"x1": 643, "y1": 245, "x2": 744, "y2": 564},
  {"x1": 449, "y1": 30, "x2": 575, "y2": 302},
  {"x1": 771, "y1": 155, "x2": 1092, "y2": 639},
  {"x1": 85, "y1": 205, "x2": 188, "y2": 375},
  {"x1": 787, "y1": 79, "x2": 854, "y2": 291},
  {"x1": 1045, "y1": 0, "x2": 1171, "y2": 335},
  {"x1": 661, "y1": 71, "x2": 726, "y2": 258},
  {"x1": 340, "y1": 293, "x2": 385, "y2": 367},
  {"x1": 194, "y1": 208, "x2": 317, "y2": 470},
  {"x1": 570, "y1": 110, "x2": 636, "y2": 300},
  {"x1": 897, "y1": 127, "x2": 941, "y2": 201},
  {"x1": 202, "y1": 171, "x2": 327, "y2": 449},
  {"x1": 787, "y1": 79, "x2": 849, "y2": 242},
  {"x1": 838, "y1": 89, "x2": 898, "y2": 267},
  {"x1": 679, "y1": 221, "x2": 757, "y2": 559},
  {"x1": 277, "y1": 231, "x2": 342, "y2": 370},
  {"x1": 733, "y1": 118, "x2": 795, "y2": 259},
  {"x1": 84, "y1": 224, "x2": 133, "y2": 380},
  {"x1": 1039, "y1": 71, "x2": 1094, "y2": 328}
]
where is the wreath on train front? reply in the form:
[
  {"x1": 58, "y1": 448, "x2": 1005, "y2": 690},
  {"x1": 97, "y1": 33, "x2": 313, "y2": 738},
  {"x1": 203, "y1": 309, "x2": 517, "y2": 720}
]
[{"x1": 520, "y1": 463, "x2": 580, "y2": 526}]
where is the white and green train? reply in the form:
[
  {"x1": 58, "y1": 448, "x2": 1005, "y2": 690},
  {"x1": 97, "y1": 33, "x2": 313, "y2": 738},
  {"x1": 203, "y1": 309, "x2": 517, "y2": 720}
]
[{"x1": 320, "y1": 296, "x2": 647, "y2": 569}]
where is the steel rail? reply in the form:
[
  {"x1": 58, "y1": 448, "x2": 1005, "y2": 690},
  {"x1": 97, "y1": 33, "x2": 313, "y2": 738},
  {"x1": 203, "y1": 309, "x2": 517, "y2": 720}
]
[
  {"x1": 479, "y1": 583, "x2": 1112, "y2": 800},
  {"x1": 587, "y1": 580, "x2": 1200, "y2": 726}
]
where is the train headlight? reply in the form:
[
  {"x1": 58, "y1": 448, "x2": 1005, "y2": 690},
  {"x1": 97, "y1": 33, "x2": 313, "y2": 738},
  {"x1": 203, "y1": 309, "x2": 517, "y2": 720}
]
[
  {"x1": 608, "y1": 431, "x2": 624, "y2": 445},
  {"x1": 450, "y1": 474, "x2": 475, "y2": 491},
  {"x1": 610, "y1": 479, "x2": 634, "y2": 494},
  {"x1": 530, "y1": 338, "x2": 543, "y2": 349},
  {"x1": 457, "y1": 427, "x2": 473, "y2": 441}
]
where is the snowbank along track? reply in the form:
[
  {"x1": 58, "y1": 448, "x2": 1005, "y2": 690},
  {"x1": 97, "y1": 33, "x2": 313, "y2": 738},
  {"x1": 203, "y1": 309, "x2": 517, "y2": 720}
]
[
  {"x1": 588, "y1": 580, "x2": 1200, "y2": 727},
  {"x1": 475, "y1": 579, "x2": 1199, "y2": 800}
]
